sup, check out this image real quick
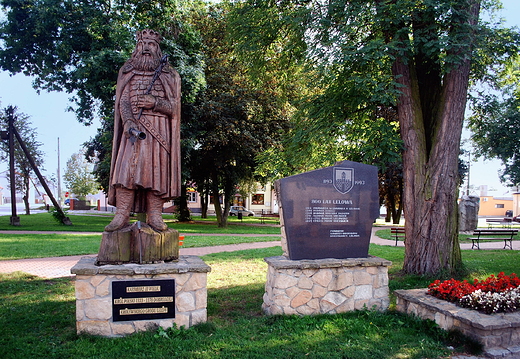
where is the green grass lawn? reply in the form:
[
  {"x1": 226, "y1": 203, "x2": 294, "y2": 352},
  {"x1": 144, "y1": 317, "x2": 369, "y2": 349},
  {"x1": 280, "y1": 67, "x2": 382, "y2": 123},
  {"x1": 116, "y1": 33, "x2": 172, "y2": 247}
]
[
  {"x1": 0, "y1": 212, "x2": 281, "y2": 234},
  {"x1": 0, "y1": 233, "x2": 102, "y2": 260},
  {"x1": 0, "y1": 212, "x2": 281, "y2": 260},
  {"x1": 172, "y1": 221, "x2": 280, "y2": 234},
  {"x1": 0, "y1": 212, "x2": 111, "y2": 231},
  {"x1": 2, "y1": 244, "x2": 507, "y2": 359},
  {"x1": 0, "y1": 214, "x2": 517, "y2": 357},
  {"x1": 0, "y1": 234, "x2": 281, "y2": 260}
]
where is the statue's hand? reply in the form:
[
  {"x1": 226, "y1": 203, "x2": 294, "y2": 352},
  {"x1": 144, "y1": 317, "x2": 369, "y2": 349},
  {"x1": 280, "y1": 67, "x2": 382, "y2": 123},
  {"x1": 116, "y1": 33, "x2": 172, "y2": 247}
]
[
  {"x1": 137, "y1": 94, "x2": 156, "y2": 110},
  {"x1": 124, "y1": 120, "x2": 139, "y2": 138}
]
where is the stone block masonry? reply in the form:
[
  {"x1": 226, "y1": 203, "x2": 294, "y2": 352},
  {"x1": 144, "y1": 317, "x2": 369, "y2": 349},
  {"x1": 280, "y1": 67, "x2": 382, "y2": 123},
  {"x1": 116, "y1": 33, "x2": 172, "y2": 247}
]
[
  {"x1": 395, "y1": 289, "x2": 520, "y2": 359},
  {"x1": 71, "y1": 255, "x2": 211, "y2": 337},
  {"x1": 262, "y1": 256, "x2": 391, "y2": 315}
]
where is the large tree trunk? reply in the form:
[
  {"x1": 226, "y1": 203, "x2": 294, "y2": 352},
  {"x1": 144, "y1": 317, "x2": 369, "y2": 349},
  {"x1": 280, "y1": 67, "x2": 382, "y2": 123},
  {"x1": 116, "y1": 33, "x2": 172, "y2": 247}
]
[
  {"x1": 200, "y1": 178, "x2": 210, "y2": 218},
  {"x1": 396, "y1": 0, "x2": 480, "y2": 275},
  {"x1": 211, "y1": 173, "x2": 226, "y2": 228},
  {"x1": 175, "y1": 184, "x2": 191, "y2": 222},
  {"x1": 398, "y1": 62, "x2": 464, "y2": 274},
  {"x1": 200, "y1": 191, "x2": 208, "y2": 218},
  {"x1": 23, "y1": 175, "x2": 30, "y2": 215}
]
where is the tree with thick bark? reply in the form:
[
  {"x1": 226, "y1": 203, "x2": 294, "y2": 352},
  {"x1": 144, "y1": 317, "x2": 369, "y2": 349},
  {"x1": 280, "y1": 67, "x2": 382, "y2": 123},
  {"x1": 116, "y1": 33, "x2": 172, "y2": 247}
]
[
  {"x1": 229, "y1": 0, "x2": 519, "y2": 274},
  {"x1": 381, "y1": 0, "x2": 481, "y2": 274}
]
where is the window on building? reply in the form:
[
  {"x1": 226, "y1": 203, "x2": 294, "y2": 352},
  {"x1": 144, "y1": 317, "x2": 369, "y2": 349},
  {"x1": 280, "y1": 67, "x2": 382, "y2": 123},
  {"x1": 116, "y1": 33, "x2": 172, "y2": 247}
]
[
  {"x1": 187, "y1": 192, "x2": 197, "y2": 203},
  {"x1": 252, "y1": 194, "x2": 264, "y2": 205},
  {"x1": 495, "y1": 204, "x2": 505, "y2": 208}
]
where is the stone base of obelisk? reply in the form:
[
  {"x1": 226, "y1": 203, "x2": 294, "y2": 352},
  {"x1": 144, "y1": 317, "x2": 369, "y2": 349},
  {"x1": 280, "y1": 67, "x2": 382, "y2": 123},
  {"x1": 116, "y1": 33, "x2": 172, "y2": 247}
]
[
  {"x1": 97, "y1": 223, "x2": 179, "y2": 265},
  {"x1": 71, "y1": 255, "x2": 211, "y2": 337},
  {"x1": 262, "y1": 256, "x2": 392, "y2": 315}
]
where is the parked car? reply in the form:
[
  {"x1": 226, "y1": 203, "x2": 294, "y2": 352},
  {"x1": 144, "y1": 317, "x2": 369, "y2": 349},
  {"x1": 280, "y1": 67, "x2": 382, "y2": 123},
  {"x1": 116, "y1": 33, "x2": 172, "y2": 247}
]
[
  {"x1": 229, "y1": 206, "x2": 255, "y2": 217},
  {"x1": 64, "y1": 198, "x2": 79, "y2": 206}
]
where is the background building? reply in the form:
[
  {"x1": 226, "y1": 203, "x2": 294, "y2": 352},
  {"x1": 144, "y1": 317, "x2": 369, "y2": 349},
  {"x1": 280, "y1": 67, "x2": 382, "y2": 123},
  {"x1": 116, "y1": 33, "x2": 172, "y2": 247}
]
[{"x1": 187, "y1": 183, "x2": 278, "y2": 216}]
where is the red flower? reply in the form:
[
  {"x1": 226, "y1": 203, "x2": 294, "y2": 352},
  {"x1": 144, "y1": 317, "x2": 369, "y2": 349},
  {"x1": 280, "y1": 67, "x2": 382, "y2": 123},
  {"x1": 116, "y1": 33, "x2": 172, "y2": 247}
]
[{"x1": 427, "y1": 273, "x2": 520, "y2": 304}]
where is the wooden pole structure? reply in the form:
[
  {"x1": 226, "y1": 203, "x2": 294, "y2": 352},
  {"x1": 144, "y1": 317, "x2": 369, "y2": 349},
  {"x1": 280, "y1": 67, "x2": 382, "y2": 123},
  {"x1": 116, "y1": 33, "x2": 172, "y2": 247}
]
[
  {"x1": 57, "y1": 137, "x2": 62, "y2": 204},
  {"x1": 11, "y1": 124, "x2": 72, "y2": 225},
  {"x1": 7, "y1": 107, "x2": 19, "y2": 226}
]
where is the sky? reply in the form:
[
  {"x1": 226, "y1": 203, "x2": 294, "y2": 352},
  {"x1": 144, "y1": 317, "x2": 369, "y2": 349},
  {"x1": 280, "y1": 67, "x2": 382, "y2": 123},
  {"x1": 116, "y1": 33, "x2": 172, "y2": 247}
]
[
  {"x1": 460, "y1": 0, "x2": 520, "y2": 197},
  {"x1": 0, "y1": 1, "x2": 519, "y2": 197},
  {"x1": 0, "y1": 73, "x2": 100, "y2": 176}
]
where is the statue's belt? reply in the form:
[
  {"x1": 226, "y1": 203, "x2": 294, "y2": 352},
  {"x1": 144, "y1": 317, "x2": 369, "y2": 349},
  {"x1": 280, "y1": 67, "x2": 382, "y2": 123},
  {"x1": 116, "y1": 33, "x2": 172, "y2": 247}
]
[{"x1": 136, "y1": 115, "x2": 170, "y2": 154}]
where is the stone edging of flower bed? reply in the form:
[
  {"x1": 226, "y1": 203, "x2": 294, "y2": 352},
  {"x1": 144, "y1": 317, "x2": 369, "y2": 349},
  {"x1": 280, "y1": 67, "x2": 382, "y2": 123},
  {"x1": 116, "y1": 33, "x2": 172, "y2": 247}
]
[{"x1": 395, "y1": 288, "x2": 520, "y2": 358}]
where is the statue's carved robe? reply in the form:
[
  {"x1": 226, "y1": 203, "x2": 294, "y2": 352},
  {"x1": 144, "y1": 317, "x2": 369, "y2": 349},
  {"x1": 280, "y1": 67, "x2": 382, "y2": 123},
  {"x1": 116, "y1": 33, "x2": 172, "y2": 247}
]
[{"x1": 108, "y1": 61, "x2": 181, "y2": 212}]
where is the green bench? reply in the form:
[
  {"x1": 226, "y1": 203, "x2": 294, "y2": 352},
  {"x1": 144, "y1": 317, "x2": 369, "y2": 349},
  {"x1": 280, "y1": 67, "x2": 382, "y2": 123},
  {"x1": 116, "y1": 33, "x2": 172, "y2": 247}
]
[
  {"x1": 469, "y1": 228, "x2": 518, "y2": 250},
  {"x1": 391, "y1": 227, "x2": 405, "y2": 246}
]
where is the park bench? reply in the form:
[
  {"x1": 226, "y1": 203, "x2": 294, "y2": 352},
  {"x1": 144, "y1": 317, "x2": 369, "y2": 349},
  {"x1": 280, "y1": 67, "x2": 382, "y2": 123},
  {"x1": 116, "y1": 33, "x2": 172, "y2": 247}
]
[
  {"x1": 391, "y1": 227, "x2": 405, "y2": 246},
  {"x1": 258, "y1": 211, "x2": 279, "y2": 224},
  {"x1": 486, "y1": 218, "x2": 512, "y2": 228},
  {"x1": 469, "y1": 228, "x2": 518, "y2": 250}
]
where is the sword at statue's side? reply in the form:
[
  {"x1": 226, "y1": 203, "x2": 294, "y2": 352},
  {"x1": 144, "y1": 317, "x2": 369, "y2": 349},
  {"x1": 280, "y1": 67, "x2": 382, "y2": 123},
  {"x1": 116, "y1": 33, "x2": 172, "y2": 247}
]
[{"x1": 129, "y1": 54, "x2": 169, "y2": 142}]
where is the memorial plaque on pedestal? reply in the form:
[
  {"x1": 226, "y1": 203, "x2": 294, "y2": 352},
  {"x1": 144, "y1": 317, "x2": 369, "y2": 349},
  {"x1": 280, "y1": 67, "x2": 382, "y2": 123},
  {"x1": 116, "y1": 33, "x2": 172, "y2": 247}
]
[
  {"x1": 112, "y1": 279, "x2": 175, "y2": 322},
  {"x1": 276, "y1": 160, "x2": 379, "y2": 260}
]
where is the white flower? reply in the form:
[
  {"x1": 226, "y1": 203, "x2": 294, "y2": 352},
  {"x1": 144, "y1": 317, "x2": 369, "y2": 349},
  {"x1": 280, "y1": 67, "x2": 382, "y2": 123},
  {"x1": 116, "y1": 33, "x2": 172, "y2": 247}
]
[{"x1": 459, "y1": 286, "x2": 520, "y2": 314}]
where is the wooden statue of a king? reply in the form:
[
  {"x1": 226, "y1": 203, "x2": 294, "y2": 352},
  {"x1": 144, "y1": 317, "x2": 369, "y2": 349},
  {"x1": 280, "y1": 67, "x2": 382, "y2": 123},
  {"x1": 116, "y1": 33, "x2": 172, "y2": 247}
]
[{"x1": 97, "y1": 29, "x2": 182, "y2": 265}]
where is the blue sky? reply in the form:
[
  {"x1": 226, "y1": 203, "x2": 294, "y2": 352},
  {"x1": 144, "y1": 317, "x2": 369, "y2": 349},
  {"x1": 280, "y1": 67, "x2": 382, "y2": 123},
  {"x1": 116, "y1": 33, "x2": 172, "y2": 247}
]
[
  {"x1": 0, "y1": 1, "x2": 519, "y2": 195},
  {"x1": 461, "y1": 0, "x2": 520, "y2": 196},
  {"x1": 0, "y1": 73, "x2": 100, "y2": 182}
]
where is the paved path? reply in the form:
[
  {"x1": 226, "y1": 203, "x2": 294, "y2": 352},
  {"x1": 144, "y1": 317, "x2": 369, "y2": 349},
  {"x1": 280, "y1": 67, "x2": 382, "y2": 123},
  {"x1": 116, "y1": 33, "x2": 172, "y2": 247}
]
[
  {"x1": 0, "y1": 240, "x2": 282, "y2": 279},
  {"x1": 0, "y1": 228, "x2": 517, "y2": 279}
]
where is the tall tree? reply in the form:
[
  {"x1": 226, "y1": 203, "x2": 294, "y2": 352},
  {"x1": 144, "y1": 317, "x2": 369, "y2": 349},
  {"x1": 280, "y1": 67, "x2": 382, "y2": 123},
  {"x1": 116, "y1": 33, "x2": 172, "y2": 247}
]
[
  {"x1": 382, "y1": 0, "x2": 480, "y2": 275},
  {"x1": 63, "y1": 151, "x2": 98, "y2": 199},
  {"x1": 230, "y1": 0, "x2": 519, "y2": 274},
  {"x1": 185, "y1": 4, "x2": 291, "y2": 227},
  {"x1": 0, "y1": 106, "x2": 45, "y2": 214}
]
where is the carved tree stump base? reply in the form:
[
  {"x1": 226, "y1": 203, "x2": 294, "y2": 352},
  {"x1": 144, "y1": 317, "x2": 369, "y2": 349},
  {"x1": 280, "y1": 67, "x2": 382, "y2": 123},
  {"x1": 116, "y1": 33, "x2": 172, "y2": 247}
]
[{"x1": 96, "y1": 222, "x2": 179, "y2": 265}]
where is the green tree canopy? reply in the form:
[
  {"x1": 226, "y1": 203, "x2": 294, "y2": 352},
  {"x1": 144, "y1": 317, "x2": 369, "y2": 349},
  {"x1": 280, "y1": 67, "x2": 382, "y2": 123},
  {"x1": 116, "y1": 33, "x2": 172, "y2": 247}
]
[
  {"x1": 184, "y1": 4, "x2": 291, "y2": 227},
  {"x1": 468, "y1": 94, "x2": 520, "y2": 188},
  {"x1": 229, "y1": 0, "x2": 520, "y2": 275},
  {"x1": 0, "y1": 0, "x2": 206, "y2": 123},
  {"x1": 63, "y1": 151, "x2": 98, "y2": 199},
  {"x1": 468, "y1": 40, "x2": 520, "y2": 189}
]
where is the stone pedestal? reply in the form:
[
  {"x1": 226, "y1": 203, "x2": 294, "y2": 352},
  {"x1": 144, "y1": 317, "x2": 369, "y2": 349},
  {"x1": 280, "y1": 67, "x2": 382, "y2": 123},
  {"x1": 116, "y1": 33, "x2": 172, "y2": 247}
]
[
  {"x1": 71, "y1": 255, "x2": 211, "y2": 337},
  {"x1": 262, "y1": 256, "x2": 391, "y2": 315},
  {"x1": 97, "y1": 223, "x2": 179, "y2": 265}
]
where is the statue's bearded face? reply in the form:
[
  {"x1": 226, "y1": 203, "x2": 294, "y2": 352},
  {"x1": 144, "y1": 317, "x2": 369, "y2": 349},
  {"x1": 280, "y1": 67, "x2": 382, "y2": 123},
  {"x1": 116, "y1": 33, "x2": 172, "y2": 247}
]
[{"x1": 132, "y1": 39, "x2": 161, "y2": 71}]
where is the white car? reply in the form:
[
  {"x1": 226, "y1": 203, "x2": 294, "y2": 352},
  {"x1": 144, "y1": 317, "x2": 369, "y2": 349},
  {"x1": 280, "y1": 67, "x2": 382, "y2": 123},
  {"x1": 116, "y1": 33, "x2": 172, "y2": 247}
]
[{"x1": 229, "y1": 206, "x2": 255, "y2": 217}]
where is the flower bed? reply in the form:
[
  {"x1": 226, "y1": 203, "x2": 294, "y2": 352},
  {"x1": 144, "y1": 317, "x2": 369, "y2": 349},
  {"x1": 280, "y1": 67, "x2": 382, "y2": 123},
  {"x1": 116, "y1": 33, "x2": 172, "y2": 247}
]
[
  {"x1": 395, "y1": 288, "x2": 520, "y2": 357},
  {"x1": 428, "y1": 272, "x2": 520, "y2": 314}
]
